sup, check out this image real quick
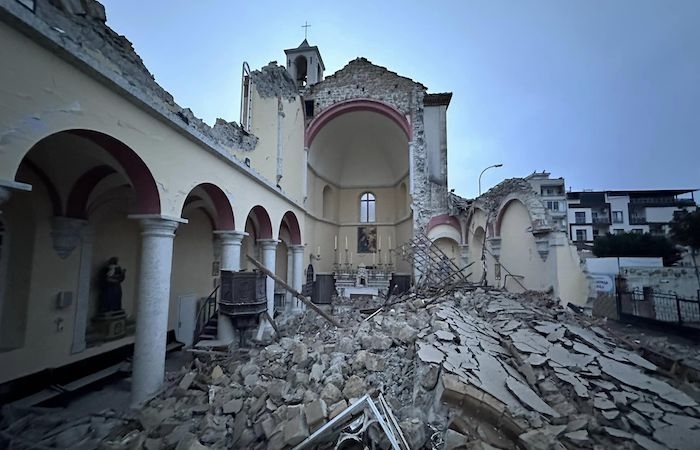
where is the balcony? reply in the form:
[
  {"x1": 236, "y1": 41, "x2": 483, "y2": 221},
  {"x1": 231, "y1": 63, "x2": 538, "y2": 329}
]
[
  {"x1": 629, "y1": 216, "x2": 647, "y2": 225},
  {"x1": 592, "y1": 216, "x2": 611, "y2": 225}
]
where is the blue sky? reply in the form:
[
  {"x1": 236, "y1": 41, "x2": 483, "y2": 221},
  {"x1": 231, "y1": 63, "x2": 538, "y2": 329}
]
[{"x1": 101, "y1": 0, "x2": 700, "y2": 199}]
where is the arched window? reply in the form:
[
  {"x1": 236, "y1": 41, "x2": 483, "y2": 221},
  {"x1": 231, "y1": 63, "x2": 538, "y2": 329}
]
[{"x1": 360, "y1": 192, "x2": 375, "y2": 223}]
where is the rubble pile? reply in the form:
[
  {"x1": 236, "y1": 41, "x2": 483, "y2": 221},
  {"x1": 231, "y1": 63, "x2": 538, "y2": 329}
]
[
  {"x1": 3, "y1": 288, "x2": 700, "y2": 449},
  {"x1": 423, "y1": 290, "x2": 700, "y2": 450}
]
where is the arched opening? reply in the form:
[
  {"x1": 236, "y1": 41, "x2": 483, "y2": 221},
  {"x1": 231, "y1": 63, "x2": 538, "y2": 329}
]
[
  {"x1": 0, "y1": 129, "x2": 160, "y2": 378},
  {"x1": 469, "y1": 226, "x2": 486, "y2": 282},
  {"x1": 171, "y1": 183, "x2": 234, "y2": 344},
  {"x1": 294, "y1": 55, "x2": 308, "y2": 88},
  {"x1": 242, "y1": 205, "x2": 273, "y2": 271}
]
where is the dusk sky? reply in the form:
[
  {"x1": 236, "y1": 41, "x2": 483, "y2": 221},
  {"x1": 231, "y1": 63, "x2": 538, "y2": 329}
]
[{"x1": 101, "y1": 0, "x2": 700, "y2": 199}]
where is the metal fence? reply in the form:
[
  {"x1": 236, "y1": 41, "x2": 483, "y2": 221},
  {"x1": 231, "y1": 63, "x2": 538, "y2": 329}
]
[{"x1": 617, "y1": 287, "x2": 700, "y2": 328}]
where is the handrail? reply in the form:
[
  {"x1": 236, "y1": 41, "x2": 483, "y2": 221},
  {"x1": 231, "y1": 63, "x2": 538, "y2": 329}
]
[{"x1": 193, "y1": 285, "x2": 220, "y2": 345}]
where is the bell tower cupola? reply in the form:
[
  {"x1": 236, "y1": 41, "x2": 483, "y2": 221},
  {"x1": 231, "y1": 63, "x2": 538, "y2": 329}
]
[{"x1": 284, "y1": 39, "x2": 325, "y2": 90}]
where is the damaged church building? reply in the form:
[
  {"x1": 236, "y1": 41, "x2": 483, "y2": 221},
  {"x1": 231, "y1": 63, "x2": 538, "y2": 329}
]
[
  {"x1": 5, "y1": 3, "x2": 700, "y2": 450},
  {"x1": 0, "y1": 0, "x2": 456, "y2": 406}
]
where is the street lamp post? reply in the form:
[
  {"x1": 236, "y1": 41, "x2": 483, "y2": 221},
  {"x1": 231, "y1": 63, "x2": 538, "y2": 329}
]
[{"x1": 478, "y1": 164, "x2": 503, "y2": 196}]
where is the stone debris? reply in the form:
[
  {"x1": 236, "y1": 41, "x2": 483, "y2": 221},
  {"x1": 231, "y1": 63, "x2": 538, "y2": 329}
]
[{"x1": 3, "y1": 288, "x2": 700, "y2": 449}]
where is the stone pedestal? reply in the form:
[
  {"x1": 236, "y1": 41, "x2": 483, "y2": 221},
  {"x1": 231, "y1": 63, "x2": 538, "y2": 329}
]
[
  {"x1": 214, "y1": 230, "x2": 246, "y2": 343},
  {"x1": 92, "y1": 310, "x2": 127, "y2": 340}
]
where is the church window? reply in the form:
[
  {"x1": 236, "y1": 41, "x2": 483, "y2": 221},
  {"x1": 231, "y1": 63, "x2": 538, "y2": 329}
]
[{"x1": 360, "y1": 192, "x2": 375, "y2": 223}]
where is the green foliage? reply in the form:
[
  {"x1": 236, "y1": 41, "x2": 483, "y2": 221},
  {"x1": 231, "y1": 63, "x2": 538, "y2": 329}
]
[
  {"x1": 670, "y1": 209, "x2": 700, "y2": 251},
  {"x1": 592, "y1": 232, "x2": 682, "y2": 266}
]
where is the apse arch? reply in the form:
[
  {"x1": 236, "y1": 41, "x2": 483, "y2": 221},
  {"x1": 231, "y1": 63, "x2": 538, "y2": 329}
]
[
  {"x1": 494, "y1": 193, "x2": 549, "y2": 237},
  {"x1": 305, "y1": 99, "x2": 411, "y2": 147}
]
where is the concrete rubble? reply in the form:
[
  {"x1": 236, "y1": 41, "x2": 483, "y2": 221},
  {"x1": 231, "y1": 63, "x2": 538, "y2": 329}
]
[{"x1": 2, "y1": 288, "x2": 700, "y2": 449}]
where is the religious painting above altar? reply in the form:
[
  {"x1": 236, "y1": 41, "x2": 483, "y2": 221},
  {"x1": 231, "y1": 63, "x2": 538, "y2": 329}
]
[{"x1": 357, "y1": 226, "x2": 377, "y2": 253}]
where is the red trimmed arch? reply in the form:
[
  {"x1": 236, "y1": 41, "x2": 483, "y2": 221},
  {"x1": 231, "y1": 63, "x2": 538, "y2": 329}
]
[
  {"x1": 248, "y1": 205, "x2": 273, "y2": 239},
  {"x1": 198, "y1": 183, "x2": 235, "y2": 230},
  {"x1": 305, "y1": 99, "x2": 411, "y2": 147},
  {"x1": 69, "y1": 130, "x2": 160, "y2": 214},
  {"x1": 426, "y1": 214, "x2": 461, "y2": 234},
  {"x1": 280, "y1": 211, "x2": 302, "y2": 245},
  {"x1": 66, "y1": 165, "x2": 116, "y2": 219}
]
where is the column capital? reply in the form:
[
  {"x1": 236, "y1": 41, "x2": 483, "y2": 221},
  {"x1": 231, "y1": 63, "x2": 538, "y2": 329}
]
[
  {"x1": 257, "y1": 238, "x2": 279, "y2": 250},
  {"x1": 290, "y1": 244, "x2": 305, "y2": 254},
  {"x1": 214, "y1": 230, "x2": 247, "y2": 244},
  {"x1": 135, "y1": 217, "x2": 180, "y2": 238},
  {"x1": 0, "y1": 186, "x2": 11, "y2": 206},
  {"x1": 50, "y1": 216, "x2": 88, "y2": 259}
]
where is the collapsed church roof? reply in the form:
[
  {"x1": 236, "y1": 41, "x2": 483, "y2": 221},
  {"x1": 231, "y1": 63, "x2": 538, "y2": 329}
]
[
  {"x1": 250, "y1": 62, "x2": 299, "y2": 100},
  {"x1": 1, "y1": 0, "x2": 257, "y2": 153}
]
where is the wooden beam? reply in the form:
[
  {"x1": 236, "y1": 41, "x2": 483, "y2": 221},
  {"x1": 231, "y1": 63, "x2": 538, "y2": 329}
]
[{"x1": 246, "y1": 255, "x2": 343, "y2": 328}]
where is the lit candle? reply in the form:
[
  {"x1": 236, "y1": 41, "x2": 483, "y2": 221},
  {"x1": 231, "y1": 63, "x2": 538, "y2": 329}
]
[
  {"x1": 334, "y1": 235, "x2": 338, "y2": 250},
  {"x1": 345, "y1": 236, "x2": 348, "y2": 250}
]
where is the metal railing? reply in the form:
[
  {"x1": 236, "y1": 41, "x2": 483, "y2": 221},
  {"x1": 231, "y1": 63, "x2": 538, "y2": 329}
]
[
  {"x1": 617, "y1": 287, "x2": 700, "y2": 328},
  {"x1": 193, "y1": 285, "x2": 220, "y2": 344}
]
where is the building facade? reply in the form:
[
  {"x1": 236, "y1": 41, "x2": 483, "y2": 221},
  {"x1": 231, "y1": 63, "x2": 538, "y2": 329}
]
[
  {"x1": 566, "y1": 189, "x2": 697, "y2": 245},
  {"x1": 0, "y1": 0, "x2": 460, "y2": 406}
]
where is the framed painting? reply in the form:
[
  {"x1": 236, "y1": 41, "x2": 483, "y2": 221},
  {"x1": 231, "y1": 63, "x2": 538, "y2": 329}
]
[{"x1": 357, "y1": 226, "x2": 377, "y2": 253}]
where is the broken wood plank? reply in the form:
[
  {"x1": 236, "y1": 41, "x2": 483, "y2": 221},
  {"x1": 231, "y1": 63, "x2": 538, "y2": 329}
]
[
  {"x1": 246, "y1": 255, "x2": 343, "y2": 328},
  {"x1": 264, "y1": 311, "x2": 281, "y2": 337}
]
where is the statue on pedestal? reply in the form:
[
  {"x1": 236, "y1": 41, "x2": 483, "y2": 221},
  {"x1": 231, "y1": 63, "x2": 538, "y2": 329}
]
[{"x1": 98, "y1": 256, "x2": 126, "y2": 313}]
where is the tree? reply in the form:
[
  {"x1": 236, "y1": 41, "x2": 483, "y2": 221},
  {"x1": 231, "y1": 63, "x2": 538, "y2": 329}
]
[
  {"x1": 669, "y1": 209, "x2": 700, "y2": 289},
  {"x1": 592, "y1": 232, "x2": 682, "y2": 266}
]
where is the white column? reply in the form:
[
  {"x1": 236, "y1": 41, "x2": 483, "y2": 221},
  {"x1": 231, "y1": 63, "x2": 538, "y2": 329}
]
[
  {"x1": 256, "y1": 239, "x2": 278, "y2": 339},
  {"x1": 291, "y1": 245, "x2": 305, "y2": 311},
  {"x1": 71, "y1": 225, "x2": 94, "y2": 354},
  {"x1": 286, "y1": 247, "x2": 294, "y2": 311},
  {"x1": 213, "y1": 230, "x2": 246, "y2": 342},
  {"x1": 131, "y1": 218, "x2": 179, "y2": 407}
]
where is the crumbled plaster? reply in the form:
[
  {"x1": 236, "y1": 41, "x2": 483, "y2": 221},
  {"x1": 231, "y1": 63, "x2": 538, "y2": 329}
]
[
  {"x1": 470, "y1": 178, "x2": 553, "y2": 234},
  {"x1": 250, "y1": 62, "x2": 299, "y2": 100},
  {"x1": 15, "y1": 1, "x2": 257, "y2": 154}
]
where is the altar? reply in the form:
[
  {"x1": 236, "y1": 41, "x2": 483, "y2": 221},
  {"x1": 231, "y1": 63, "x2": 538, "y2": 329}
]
[{"x1": 334, "y1": 263, "x2": 391, "y2": 298}]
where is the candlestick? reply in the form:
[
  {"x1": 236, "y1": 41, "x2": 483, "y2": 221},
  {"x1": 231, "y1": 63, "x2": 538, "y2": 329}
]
[
  {"x1": 317, "y1": 246, "x2": 320, "y2": 256},
  {"x1": 388, "y1": 236, "x2": 391, "y2": 249},
  {"x1": 334, "y1": 235, "x2": 337, "y2": 250},
  {"x1": 349, "y1": 251, "x2": 352, "y2": 265},
  {"x1": 378, "y1": 236, "x2": 381, "y2": 250},
  {"x1": 345, "y1": 236, "x2": 348, "y2": 250}
]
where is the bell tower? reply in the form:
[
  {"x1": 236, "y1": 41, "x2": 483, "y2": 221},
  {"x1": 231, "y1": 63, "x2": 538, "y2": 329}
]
[{"x1": 284, "y1": 39, "x2": 325, "y2": 90}]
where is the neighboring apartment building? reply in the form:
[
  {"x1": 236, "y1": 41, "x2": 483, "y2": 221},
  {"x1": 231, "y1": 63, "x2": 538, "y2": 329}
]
[
  {"x1": 524, "y1": 171, "x2": 568, "y2": 232},
  {"x1": 566, "y1": 189, "x2": 697, "y2": 245}
]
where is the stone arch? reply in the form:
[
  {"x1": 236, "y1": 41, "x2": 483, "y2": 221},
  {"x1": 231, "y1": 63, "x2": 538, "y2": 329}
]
[
  {"x1": 305, "y1": 99, "x2": 412, "y2": 147},
  {"x1": 426, "y1": 214, "x2": 462, "y2": 243},
  {"x1": 247, "y1": 205, "x2": 273, "y2": 239},
  {"x1": 280, "y1": 211, "x2": 302, "y2": 245},
  {"x1": 17, "y1": 159, "x2": 62, "y2": 216},
  {"x1": 494, "y1": 193, "x2": 550, "y2": 237},
  {"x1": 16, "y1": 129, "x2": 160, "y2": 216},
  {"x1": 181, "y1": 183, "x2": 235, "y2": 230}
]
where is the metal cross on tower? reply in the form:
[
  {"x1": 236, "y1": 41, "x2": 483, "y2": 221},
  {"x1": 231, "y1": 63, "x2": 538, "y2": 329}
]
[{"x1": 302, "y1": 21, "x2": 311, "y2": 39}]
